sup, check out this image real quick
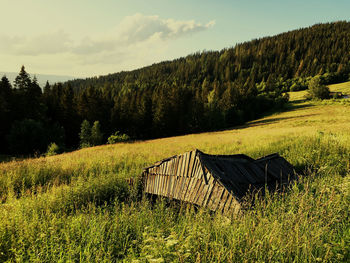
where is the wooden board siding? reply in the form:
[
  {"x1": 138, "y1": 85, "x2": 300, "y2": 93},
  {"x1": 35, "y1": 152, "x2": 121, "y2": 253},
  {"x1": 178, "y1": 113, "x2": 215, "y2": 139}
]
[{"x1": 142, "y1": 150, "x2": 294, "y2": 214}]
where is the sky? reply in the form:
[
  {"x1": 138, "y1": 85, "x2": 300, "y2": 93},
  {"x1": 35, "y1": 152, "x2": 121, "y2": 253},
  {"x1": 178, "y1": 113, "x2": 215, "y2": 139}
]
[{"x1": 0, "y1": 0, "x2": 349, "y2": 78}]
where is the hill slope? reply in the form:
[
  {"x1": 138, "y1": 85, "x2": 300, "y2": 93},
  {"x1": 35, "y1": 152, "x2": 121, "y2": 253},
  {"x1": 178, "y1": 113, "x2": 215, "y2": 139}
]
[
  {"x1": 0, "y1": 99, "x2": 349, "y2": 262},
  {"x1": 289, "y1": 80, "x2": 350, "y2": 101},
  {"x1": 56, "y1": 21, "x2": 350, "y2": 142},
  {"x1": 2, "y1": 22, "x2": 350, "y2": 155}
]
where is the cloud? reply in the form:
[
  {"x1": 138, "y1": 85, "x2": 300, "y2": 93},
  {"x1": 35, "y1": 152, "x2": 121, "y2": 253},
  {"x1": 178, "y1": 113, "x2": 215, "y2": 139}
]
[
  {"x1": 0, "y1": 14, "x2": 214, "y2": 57},
  {"x1": 115, "y1": 13, "x2": 215, "y2": 44},
  {"x1": 0, "y1": 31, "x2": 71, "y2": 55}
]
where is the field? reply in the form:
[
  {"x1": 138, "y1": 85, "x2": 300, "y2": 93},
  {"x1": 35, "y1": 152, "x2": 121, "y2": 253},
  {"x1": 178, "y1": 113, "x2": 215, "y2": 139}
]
[
  {"x1": 288, "y1": 80, "x2": 350, "y2": 101},
  {"x1": 0, "y1": 99, "x2": 350, "y2": 262}
]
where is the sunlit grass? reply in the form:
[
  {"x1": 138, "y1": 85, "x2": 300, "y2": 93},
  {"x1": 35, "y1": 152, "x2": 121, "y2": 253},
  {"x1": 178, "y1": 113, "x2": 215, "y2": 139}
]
[
  {"x1": 0, "y1": 100, "x2": 349, "y2": 262},
  {"x1": 289, "y1": 80, "x2": 350, "y2": 101}
]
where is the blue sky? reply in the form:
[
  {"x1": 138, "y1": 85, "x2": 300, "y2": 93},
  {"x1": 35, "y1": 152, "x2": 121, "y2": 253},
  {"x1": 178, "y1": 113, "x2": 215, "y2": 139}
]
[{"x1": 0, "y1": 0, "x2": 349, "y2": 77}]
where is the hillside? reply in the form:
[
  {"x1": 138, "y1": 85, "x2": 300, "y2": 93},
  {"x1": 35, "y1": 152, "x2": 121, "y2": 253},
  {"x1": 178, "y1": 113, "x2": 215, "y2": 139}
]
[
  {"x1": 0, "y1": 99, "x2": 349, "y2": 262},
  {"x1": 289, "y1": 80, "x2": 350, "y2": 101},
  {"x1": 2, "y1": 22, "x2": 350, "y2": 155}
]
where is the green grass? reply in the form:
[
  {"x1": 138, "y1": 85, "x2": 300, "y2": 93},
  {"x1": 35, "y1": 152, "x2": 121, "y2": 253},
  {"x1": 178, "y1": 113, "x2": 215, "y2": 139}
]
[
  {"x1": 0, "y1": 100, "x2": 349, "y2": 262},
  {"x1": 289, "y1": 80, "x2": 350, "y2": 102}
]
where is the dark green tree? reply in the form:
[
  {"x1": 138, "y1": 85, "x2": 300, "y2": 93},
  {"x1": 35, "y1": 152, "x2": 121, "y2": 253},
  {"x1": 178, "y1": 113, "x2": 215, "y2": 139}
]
[
  {"x1": 79, "y1": 120, "x2": 91, "y2": 148},
  {"x1": 0, "y1": 76, "x2": 13, "y2": 152},
  {"x1": 91, "y1": 121, "x2": 103, "y2": 146}
]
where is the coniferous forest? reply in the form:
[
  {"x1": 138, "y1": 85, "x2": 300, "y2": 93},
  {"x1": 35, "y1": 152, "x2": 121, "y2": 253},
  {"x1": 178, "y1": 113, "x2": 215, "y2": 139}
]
[{"x1": 1, "y1": 21, "x2": 350, "y2": 155}]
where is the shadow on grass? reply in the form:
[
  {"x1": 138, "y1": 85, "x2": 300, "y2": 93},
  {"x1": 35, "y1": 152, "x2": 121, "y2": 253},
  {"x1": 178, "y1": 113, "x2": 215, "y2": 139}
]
[{"x1": 245, "y1": 113, "x2": 318, "y2": 128}]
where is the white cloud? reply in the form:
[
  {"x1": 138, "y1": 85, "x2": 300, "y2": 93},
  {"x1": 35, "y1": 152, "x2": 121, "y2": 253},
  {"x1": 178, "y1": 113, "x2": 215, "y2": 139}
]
[
  {"x1": 114, "y1": 13, "x2": 215, "y2": 43},
  {"x1": 0, "y1": 31, "x2": 71, "y2": 56},
  {"x1": 0, "y1": 14, "x2": 214, "y2": 57},
  {"x1": 0, "y1": 14, "x2": 215, "y2": 76}
]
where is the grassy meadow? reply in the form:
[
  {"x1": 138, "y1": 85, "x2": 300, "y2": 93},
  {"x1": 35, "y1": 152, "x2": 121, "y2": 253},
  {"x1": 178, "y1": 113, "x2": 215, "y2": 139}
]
[
  {"x1": 0, "y1": 99, "x2": 350, "y2": 262},
  {"x1": 288, "y1": 80, "x2": 350, "y2": 101}
]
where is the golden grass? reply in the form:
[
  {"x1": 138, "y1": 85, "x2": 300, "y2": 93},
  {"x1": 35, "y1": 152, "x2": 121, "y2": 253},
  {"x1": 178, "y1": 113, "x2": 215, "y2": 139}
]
[
  {"x1": 0, "y1": 100, "x2": 349, "y2": 262},
  {"x1": 289, "y1": 80, "x2": 350, "y2": 101},
  {"x1": 2, "y1": 101, "x2": 350, "y2": 172}
]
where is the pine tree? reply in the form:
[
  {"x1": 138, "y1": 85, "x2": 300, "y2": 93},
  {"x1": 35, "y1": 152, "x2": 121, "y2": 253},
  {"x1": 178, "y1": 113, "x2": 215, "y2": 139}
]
[
  {"x1": 79, "y1": 120, "x2": 91, "y2": 148},
  {"x1": 0, "y1": 76, "x2": 13, "y2": 152},
  {"x1": 14, "y1": 65, "x2": 31, "y2": 91},
  {"x1": 91, "y1": 121, "x2": 103, "y2": 146}
]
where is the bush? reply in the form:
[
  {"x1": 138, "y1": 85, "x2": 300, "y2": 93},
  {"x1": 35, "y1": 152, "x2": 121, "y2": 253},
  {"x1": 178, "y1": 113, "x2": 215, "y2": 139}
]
[
  {"x1": 107, "y1": 131, "x2": 130, "y2": 144},
  {"x1": 306, "y1": 76, "x2": 330, "y2": 99},
  {"x1": 46, "y1": 142, "x2": 60, "y2": 156}
]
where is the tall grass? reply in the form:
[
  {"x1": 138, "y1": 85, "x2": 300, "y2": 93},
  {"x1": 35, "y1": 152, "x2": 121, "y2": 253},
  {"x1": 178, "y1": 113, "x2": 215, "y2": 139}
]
[{"x1": 0, "y1": 102, "x2": 349, "y2": 262}]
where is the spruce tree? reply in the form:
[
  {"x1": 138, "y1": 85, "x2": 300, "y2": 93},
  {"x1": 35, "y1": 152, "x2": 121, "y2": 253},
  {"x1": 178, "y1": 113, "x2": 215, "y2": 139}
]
[
  {"x1": 79, "y1": 120, "x2": 91, "y2": 148},
  {"x1": 14, "y1": 65, "x2": 31, "y2": 91},
  {"x1": 91, "y1": 121, "x2": 103, "y2": 146}
]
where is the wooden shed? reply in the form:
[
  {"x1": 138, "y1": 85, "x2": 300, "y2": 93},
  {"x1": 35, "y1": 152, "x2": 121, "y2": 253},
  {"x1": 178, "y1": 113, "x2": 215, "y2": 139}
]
[{"x1": 142, "y1": 149, "x2": 295, "y2": 213}]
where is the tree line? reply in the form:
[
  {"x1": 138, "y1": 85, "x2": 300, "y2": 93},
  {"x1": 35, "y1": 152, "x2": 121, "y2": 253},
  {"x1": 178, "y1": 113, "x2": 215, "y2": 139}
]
[{"x1": 1, "y1": 21, "x2": 350, "y2": 155}]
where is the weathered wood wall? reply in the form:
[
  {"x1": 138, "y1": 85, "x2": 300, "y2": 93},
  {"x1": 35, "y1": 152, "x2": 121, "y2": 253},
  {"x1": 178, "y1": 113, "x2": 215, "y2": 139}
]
[{"x1": 142, "y1": 151, "x2": 240, "y2": 213}]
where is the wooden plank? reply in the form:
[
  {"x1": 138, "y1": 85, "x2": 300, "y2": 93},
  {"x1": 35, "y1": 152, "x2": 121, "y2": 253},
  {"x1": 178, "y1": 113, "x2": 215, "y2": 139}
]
[
  {"x1": 180, "y1": 153, "x2": 187, "y2": 177},
  {"x1": 223, "y1": 194, "x2": 233, "y2": 214},
  {"x1": 157, "y1": 175, "x2": 161, "y2": 195},
  {"x1": 201, "y1": 176, "x2": 215, "y2": 207},
  {"x1": 181, "y1": 175, "x2": 193, "y2": 201},
  {"x1": 154, "y1": 174, "x2": 158, "y2": 195},
  {"x1": 144, "y1": 174, "x2": 148, "y2": 192},
  {"x1": 148, "y1": 175, "x2": 152, "y2": 193},
  {"x1": 206, "y1": 181, "x2": 218, "y2": 210},
  {"x1": 190, "y1": 159, "x2": 198, "y2": 178},
  {"x1": 226, "y1": 197, "x2": 239, "y2": 215},
  {"x1": 165, "y1": 162, "x2": 169, "y2": 175},
  {"x1": 173, "y1": 176, "x2": 181, "y2": 199},
  {"x1": 196, "y1": 180, "x2": 209, "y2": 206},
  {"x1": 217, "y1": 189, "x2": 230, "y2": 213},
  {"x1": 183, "y1": 177, "x2": 195, "y2": 202},
  {"x1": 188, "y1": 178, "x2": 201, "y2": 203},
  {"x1": 189, "y1": 177, "x2": 200, "y2": 204},
  {"x1": 184, "y1": 152, "x2": 190, "y2": 177},
  {"x1": 173, "y1": 176, "x2": 179, "y2": 199},
  {"x1": 176, "y1": 155, "x2": 182, "y2": 177},
  {"x1": 167, "y1": 175, "x2": 173, "y2": 198},
  {"x1": 147, "y1": 175, "x2": 151, "y2": 193},
  {"x1": 193, "y1": 180, "x2": 205, "y2": 205},
  {"x1": 179, "y1": 177, "x2": 188, "y2": 200},
  {"x1": 165, "y1": 175, "x2": 170, "y2": 197},
  {"x1": 187, "y1": 151, "x2": 196, "y2": 178},
  {"x1": 147, "y1": 174, "x2": 151, "y2": 193},
  {"x1": 188, "y1": 166, "x2": 199, "y2": 202},
  {"x1": 172, "y1": 158, "x2": 176, "y2": 176},
  {"x1": 193, "y1": 159, "x2": 199, "y2": 177},
  {"x1": 211, "y1": 185, "x2": 225, "y2": 211},
  {"x1": 160, "y1": 175, "x2": 165, "y2": 196},
  {"x1": 178, "y1": 175, "x2": 187, "y2": 199},
  {"x1": 195, "y1": 159, "x2": 203, "y2": 179}
]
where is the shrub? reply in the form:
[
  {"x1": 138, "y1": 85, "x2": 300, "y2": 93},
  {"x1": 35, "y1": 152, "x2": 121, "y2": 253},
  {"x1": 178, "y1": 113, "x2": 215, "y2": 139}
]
[
  {"x1": 107, "y1": 131, "x2": 130, "y2": 144},
  {"x1": 45, "y1": 142, "x2": 60, "y2": 156},
  {"x1": 306, "y1": 75, "x2": 330, "y2": 99}
]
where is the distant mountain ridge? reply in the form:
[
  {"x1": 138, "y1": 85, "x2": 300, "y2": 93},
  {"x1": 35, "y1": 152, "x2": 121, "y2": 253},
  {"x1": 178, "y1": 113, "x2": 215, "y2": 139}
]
[{"x1": 0, "y1": 71, "x2": 75, "y2": 87}]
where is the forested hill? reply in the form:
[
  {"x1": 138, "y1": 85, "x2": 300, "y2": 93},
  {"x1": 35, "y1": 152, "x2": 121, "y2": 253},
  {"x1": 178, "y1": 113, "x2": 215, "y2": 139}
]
[
  {"x1": 68, "y1": 21, "x2": 350, "y2": 89},
  {"x1": 1, "y1": 21, "x2": 350, "y2": 155}
]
